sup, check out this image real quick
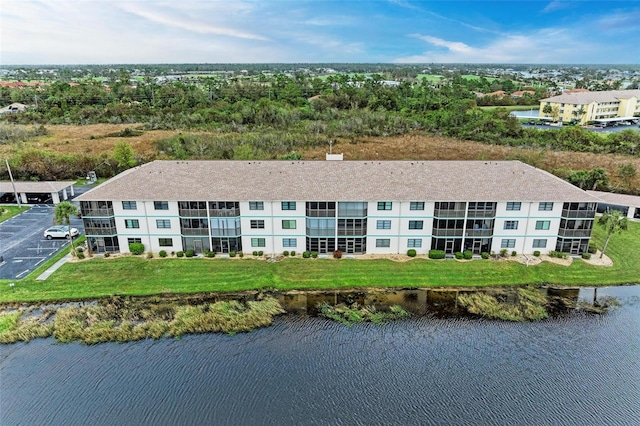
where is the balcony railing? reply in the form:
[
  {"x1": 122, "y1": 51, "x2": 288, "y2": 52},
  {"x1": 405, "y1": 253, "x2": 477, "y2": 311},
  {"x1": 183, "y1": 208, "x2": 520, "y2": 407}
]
[
  {"x1": 178, "y1": 209, "x2": 208, "y2": 217},
  {"x1": 466, "y1": 210, "x2": 496, "y2": 218},
  {"x1": 82, "y1": 208, "x2": 114, "y2": 217},
  {"x1": 465, "y1": 229, "x2": 494, "y2": 237},
  {"x1": 306, "y1": 210, "x2": 336, "y2": 217},
  {"x1": 210, "y1": 209, "x2": 240, "y2": 217},
  {"x1": 558, "y1": 229, "x2": 592, "y2": 238},
  {"x1": 181, "y1": 228, "x2": 210, "y2": 236},
  {"x1": 84, "y1": 227, "x2": 117, "y2": 235},
  {"x1": 337, "y1": 228, "x2": 367, "y2": 236},
  {"x1": 432, "y1": 228, "x2": 464, "y2": 237},
  {"x1": 561, "y1": 209, "x2": 595, "y2": 219},
  {"x1": 433, "y1": 209, "x2": 466, "y2": 218}
]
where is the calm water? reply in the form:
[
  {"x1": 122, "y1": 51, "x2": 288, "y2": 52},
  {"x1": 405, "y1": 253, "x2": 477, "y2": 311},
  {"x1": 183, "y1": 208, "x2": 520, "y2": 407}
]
[{"x1": 1, "y1": 286, "x2": 639, "y2": 426}]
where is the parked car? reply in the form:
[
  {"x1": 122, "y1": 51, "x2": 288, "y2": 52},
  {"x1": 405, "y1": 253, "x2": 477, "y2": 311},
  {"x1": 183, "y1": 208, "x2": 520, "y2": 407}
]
[{"x1": 44, "y1": 226, "x2": 79, "y2": 240}]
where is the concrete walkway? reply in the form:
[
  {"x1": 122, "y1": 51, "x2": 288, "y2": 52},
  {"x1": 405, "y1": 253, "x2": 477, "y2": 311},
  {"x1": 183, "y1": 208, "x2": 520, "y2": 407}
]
[{"x1": 36, "y1": 254, "x2": 72, "y2": 281}]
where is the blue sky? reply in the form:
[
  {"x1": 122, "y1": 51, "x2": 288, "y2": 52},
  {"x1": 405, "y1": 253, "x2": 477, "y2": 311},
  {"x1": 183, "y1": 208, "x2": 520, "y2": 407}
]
[{"x1": 1, "y1": 0, "x2": 639, "y2": 65}]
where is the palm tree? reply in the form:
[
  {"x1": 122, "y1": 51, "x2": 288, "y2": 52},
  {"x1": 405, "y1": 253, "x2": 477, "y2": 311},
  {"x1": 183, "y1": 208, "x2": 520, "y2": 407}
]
[
  {"x1": 54, "y1": 201, "x2": 79, "y2": 257},
  {"x1": 597, "y1": 209, "x2": 628, "y2": 258}
]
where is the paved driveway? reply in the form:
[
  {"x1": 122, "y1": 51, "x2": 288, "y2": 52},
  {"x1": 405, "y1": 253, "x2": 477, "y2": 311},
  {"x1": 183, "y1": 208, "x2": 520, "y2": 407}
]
[{"x1": 0, "y1": 205, "x2": 84, "y2": 280}]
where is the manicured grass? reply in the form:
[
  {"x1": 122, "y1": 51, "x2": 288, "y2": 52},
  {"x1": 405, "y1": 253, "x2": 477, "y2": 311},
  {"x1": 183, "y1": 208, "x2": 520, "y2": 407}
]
[
  {"x1": 0, "y1": 222, "x2": 638, "y2": 303},
  {"x1": 0, "y1": 205, "x2": 30, "y2": 223}
]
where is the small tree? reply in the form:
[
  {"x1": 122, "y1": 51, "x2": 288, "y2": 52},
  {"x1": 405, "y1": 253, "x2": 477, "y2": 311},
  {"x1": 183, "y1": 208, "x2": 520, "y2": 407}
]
[
  {"x1": 542, "y1": 104, "x2": 553, "y2": 117},
  {"x1": 112, "y1": 141, "x2": 137, "y2": 170},
  {"x1": 597, "y1": 209, "x2": 628, "y2": 258},
  {"x1": 54, "y1": 201, "x2": 79, "y2": 257}
]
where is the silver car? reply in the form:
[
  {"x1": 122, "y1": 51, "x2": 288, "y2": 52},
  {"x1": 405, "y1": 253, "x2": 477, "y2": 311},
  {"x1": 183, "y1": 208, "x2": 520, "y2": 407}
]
[{"x1": 44, "y1": 226, "x2": 79, "y2": 240}]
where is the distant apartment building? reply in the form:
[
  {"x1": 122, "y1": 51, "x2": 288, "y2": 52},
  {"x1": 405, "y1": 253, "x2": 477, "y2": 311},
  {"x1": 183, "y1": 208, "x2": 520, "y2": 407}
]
[
  {"x1": 539, "y1": 89, "x2": 640, "y2": 125},
  {"x1": 76, "y1": 160, "x2": 599, "y2": 256}
]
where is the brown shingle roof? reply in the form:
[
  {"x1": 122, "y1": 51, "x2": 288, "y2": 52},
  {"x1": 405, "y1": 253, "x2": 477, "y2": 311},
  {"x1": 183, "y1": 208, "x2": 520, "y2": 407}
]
[
  {"x1": 541, "y1": 89, "x2": 640, "y2": 105},
  {"x1": 587, "y1": 191, "x2": 640, "y2": 207},
  {"x1": 0, "y1": 181, "x2": 75, "y2": 193},
  {"x1": 76, "y1": 160, "x2": 597, "y2": 203}
]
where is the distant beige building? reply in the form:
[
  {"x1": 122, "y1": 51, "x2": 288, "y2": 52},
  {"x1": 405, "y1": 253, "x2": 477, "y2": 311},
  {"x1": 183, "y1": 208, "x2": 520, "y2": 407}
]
[{"x1": 539, "y1": 89, "x2": 640, "y2": 125}]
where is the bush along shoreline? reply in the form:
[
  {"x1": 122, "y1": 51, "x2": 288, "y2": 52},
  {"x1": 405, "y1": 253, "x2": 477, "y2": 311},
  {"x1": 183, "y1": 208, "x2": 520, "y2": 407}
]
[{"x1": 0, "y1": 287, "x2": 621, "y2": 344}]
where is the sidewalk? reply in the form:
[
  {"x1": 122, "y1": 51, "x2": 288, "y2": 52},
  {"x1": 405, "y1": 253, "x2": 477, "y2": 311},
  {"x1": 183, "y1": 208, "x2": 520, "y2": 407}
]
[{"x1": 36, "y1": 254, "x2": 72, "y2": 281}]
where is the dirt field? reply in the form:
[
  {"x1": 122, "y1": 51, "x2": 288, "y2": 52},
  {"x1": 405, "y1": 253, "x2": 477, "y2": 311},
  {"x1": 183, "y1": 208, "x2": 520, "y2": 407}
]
[{"x1": 3, "y1": 124, "x2": 639, "y2": 191}]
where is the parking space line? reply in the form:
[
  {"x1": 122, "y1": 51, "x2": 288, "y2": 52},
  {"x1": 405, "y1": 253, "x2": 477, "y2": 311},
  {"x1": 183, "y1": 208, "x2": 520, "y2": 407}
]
[
  {"x1": 35, "y1": 258, "x2": 46, "y2": 266},
  {"x1": 13, "y1": 257, "x2": 47, "y2": 260},
  {"x1": 16, "y1": 270, "x2": 30, "y2": 278}
]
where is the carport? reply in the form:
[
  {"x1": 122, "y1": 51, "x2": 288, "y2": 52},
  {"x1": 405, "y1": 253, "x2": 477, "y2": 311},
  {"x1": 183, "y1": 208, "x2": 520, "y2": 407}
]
[{"x1": 0, "y1": 181, "x2": 76, "y2": 205}]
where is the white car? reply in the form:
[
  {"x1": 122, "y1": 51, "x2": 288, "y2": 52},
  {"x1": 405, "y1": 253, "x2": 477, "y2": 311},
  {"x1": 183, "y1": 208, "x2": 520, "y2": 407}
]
[{"x1": 44, "y1": 226, "x2": 79, "y2": 240}]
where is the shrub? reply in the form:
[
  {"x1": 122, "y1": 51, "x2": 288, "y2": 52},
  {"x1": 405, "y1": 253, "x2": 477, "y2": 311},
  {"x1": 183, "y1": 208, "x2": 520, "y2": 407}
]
[
  {"x1": 171, "y1": 251, "x2": 175, "y2": 257},
  {"x1": 303, "y1": 251, "x2": 311, "y2": 258},
  {"x1": 76, "y1": 252, "x2": 85, "y2": 260},
  {"x1": 511, "y1": 251, "x2": 517, "y2": 257},
  {"x1": 428, "y1": 250, "x2": 445, "y2": 259},
  {"x1": 238, "y1": 252, "x2": 244, "y2": 258},
  {"x1": 582, "y1": 252, "x2": 592, "y2": 260},
  {"x1": 258, "y1": 251, "x2": 264, "y2": 256},
  {"x1": 159, "y1": 250, "x2": 167, "y2": 258},
  {"x1": 176, "y1": 251, "x2": 184, "y2": 258},
  {"x1": 290, "y1": 251, "x2": 296, "y2": 257},
  {"x1": 252, "y1": 251, "x2": 258, "y2": 256},
  {"x1": 463, "y1": 250, "x2": 473, "y2": 260},
  {"x1": 104, "y1": 252, "x2": 111, "y2": 258},
  {"x1": 146, "y1": 251, "x2": 153, "y2": 259},
  {"x1": 129, "y1": 242, "x2": 145, "y2": 255},
  {"x1": 454, "y1": 252, "x2": 464, "y2": 259},
  {"x1": 283, "y1": 250, "x2": 289, "y2": 257},
  {"x1": 311, "y1": 251, "x2": 318, "y2": 258},
  {"x1": 204, "y1": 250, "x2": 215, "y2": 258},
  {"x1": 533, "y1": 250, "x2": 540, "y2": 257},
  {"x1": 333, "y1": 249, "x2": 343, "y2": 259},
  {"x1": 185, "y1": 249, "x2": 195, "y2": 258},
  {"x1": 500, "y1": 249, "x2": 508, "y2": 257},
  {"x1": 588, "y1": 243, "x2": 597, "y2": 254},
  {"x1": 549, "y1": 250, "x2": 567, "y2": 259},
  {"x1": 76, "y1": 247, "x2": 84, "y2": 253},
  {"x1": 481, "y1": 252, "x2": 489, "y2": 259},
  {"x1": 407, "y1": 249, "x2": 417, "y2": 257}
]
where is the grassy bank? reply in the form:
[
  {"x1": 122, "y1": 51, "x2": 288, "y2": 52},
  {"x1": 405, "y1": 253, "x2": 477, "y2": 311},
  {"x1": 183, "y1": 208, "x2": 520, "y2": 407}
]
[
  {"x1": 0, "y1": 221, "x2": 638, "y2": 303},
  {"x1": 0, "y1": 205, "x2": 29, "y2": 223}
]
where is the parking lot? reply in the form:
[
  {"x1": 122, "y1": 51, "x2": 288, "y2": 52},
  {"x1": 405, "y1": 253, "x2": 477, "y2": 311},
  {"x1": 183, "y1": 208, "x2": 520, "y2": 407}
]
[{"x1": 0, "y1": 205, "x2": 84, "y2": 280}]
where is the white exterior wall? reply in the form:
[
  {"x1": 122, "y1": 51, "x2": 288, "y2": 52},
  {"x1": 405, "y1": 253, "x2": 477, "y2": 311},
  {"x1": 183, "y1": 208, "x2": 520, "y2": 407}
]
[
  {"x1": 366, "y1": 200, "x2": 401, "y2": 254},
  {"x1": 116, "y1": 200, "x2": 182, "y2": 254},
  {"x1": 491, "y1": 201, "x2": 560, "y2": 254},
  {"x1": 396, "y1": 201, "x2": 434, "y2": 255},
  {"x1": 240, "y1": 201, "x2": 306, "y2": 254}
]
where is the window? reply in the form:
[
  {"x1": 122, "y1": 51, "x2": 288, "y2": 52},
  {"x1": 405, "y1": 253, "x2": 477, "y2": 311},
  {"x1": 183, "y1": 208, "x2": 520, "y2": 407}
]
[
  {"x1": 158, "y1": 238, "x2": 172, "y2": 247},
  {"x1": 125, "y1": 219, "x2": 139, "y2": 229},
  {"x1": 377, "y1": 201, "x2": 392, "y2": 210},
  {"x1": 283, "y1": 238, "x2": 297, "y2": 248},
  {"x1": 410, "y1": 202, "x2": 425, "y2": 210},
  {"x1": 154, "y1": 201, "x2": 169, "y2": 210},
  {"x1": 535, "y1": 220, "x2": 551, "y2": 230},
  {"x1": 156, "y1": 219, "x2": 171, "y2": 229},
  {"x1": 250, "y1": 220, "x2": 265, "y2": 229},
  {"x1": 122, "y1": 201, "x2": 137, "y2": 210},
  {"x1": 281, "y1": 201, "x2": 296, "y2": 210},
  {"x1": 408, "y1": 220, "x2": 423, "y2": 230},
  {"x1": 538, "y1": 202, "x2": 554, "y2": 211},
  {"x1": 501, "y1": 239, "x2": 516, "y2": 248},
  {"x1": 504, "y1": 220, "x2": 519, "y2": 230},
  {"x1": 376, "y1": 220, "x2": 391, "y2": 230},
  {"x1": 249, "y1": 201, "x2": 264, "y2": 210},
  {"x1": 282, "y1": 220, "x2": 296, "y2": 229},
  {"x1": 407, "y1": 239, "x2": 422, "y2": 248},
  {"x1": 532, "y1": 239, "x2": 547, "y2": 248},
  {"x1": 251, "y1": 238, "x2": 266, "y2": 247},
  {"x1": 506, "y1": 202, "x2": 521, "y2": 211},
  {"x1": 376, "y1": 239, "x2": 391, "y2": 248},
  {"x1": 127, "y1": 238, "x2": 142, "y2": 244}
]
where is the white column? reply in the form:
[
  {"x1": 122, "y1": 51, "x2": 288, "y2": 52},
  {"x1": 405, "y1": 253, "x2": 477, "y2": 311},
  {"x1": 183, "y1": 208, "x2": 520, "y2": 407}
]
[
  {"x1": 20, "y1": 193, "x2": 28, "y2": 204},
  {"x1": 62, "y1": 188, "x2": 68, "y2": 200},
  {"x1": 52, "y1": 192, "x2": 61, "y2": 204}
]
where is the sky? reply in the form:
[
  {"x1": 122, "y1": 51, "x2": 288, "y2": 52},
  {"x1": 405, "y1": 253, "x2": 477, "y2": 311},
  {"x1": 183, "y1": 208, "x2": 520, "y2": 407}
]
[{"x1": 1, "y1": 0, "x2": 639, "y2": 65}]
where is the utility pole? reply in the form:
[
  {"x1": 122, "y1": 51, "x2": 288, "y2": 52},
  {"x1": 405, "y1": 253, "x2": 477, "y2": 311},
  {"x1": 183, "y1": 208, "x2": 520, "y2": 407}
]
[{"x1": 4, "y1": 158, "x2": 21, "y2": 207}]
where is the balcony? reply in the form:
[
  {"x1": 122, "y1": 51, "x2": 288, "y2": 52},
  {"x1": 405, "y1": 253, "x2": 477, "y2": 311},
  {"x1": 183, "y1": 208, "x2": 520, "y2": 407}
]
[
  {"x1": 181, "y1": 228, "x2": 209, "y2": 236},
  {"x1": 306, "y1": 209, "x2": 336, "y2": 218},
  {"x1": 337, "y1": 228, "x2": 367, "y2": 236},
  {"x1": 432, "y1": 228, "x2": 464, "y2": 237},
  {"x1": 81, "y1": 208, "x2": 114, "y2": 217},
  {"x1": 466, "y1": 229, "x2": 493, "y2": 237},
  {"x1": 434, "y1": 209, "x2": 466, "y2": 218},
  {"x1": 179, "y1": 209, "x2": 208, "y2": 217},
  {"x1": 558, "y1": 229, "x2": 592, "y2": 238},
  {"x1": 561, "y1": 209, "x2": 595, "y2": 219},
  {"x1": 83, "y1": 227, "x2": 117, "y2": 236},
  {"x1": 210, "y1": 209, "x2": 240, "y2": 217},
  {"x1": 466, "y1": 210, "x2": 496, "y2": 218}
]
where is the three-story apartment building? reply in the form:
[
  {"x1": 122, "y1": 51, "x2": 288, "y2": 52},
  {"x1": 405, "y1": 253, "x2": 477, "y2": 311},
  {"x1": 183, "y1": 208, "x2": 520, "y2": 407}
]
[{"x1": 76, "y1": 160, "x2": 599, "y2": 256}]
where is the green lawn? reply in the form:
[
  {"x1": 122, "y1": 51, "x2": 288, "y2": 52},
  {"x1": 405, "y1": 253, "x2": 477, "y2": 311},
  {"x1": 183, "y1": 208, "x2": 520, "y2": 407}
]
[
  {"x1": 0, "y1": 222, "x2": 638, "y2": 303},
  {"x1": 0, "y1": 205, "x2": 29, "y2": 223}
]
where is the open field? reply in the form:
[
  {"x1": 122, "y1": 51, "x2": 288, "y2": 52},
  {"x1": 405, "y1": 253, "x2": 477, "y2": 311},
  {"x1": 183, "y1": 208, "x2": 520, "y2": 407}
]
[
  {"x1": 0, "y1": 221, "x2": 637, "y2": 303},
  {"x1": 2, "y1": 124, "x2": 639, "y2": 189}
]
